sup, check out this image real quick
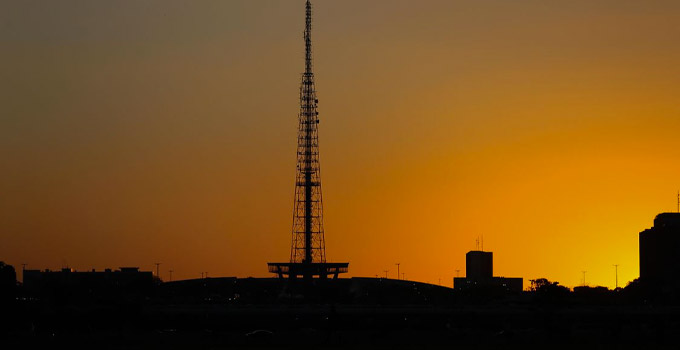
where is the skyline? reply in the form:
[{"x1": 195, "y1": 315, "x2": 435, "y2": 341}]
[{"x1": 3, "y1": 0, "x2": 680, "y2": 288}]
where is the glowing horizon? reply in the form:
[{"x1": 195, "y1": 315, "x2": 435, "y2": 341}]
[{"x1": 2, "y1": 0, "x2": 680, "y2": 289}]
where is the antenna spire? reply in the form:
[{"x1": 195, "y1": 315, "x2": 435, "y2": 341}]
[{"x1": 304, "y1": 0, "x2": 313, "y2": 75}]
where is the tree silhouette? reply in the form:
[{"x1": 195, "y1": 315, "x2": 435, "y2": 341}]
[{"x1": 529, "y1": 278, "x2": 570, "y2": 301}]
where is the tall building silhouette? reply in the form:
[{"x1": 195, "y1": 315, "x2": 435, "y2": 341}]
[
  {"x1": 268, "y1": 1, "x2": 348, "y2": 280},
  {"x1": 454, "y1": 250, "x2": 522, "y2": 292},
  {"x1": 465, "y1": 251, "x2": 492, "y2": 280},
  {"x1": 639, "y1": 212, "x2": 680, "y2": 287}
]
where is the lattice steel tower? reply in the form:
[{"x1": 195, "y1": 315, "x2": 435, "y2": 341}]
[
  {"x1": 292, "y1": 0, "x2": 324, "y2": 264},
  {"x1": 268, "y1": 0, "x2": 348, "y2": 280}
]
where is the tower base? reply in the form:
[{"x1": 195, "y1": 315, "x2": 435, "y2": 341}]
[{"x1": 267, "y1": 262, "x2": 348, "y2": 280}]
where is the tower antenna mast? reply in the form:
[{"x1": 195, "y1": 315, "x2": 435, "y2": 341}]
[
  {"x1": 268, "y1": 1, "x2": 348, "y2": 280},
  {"x1": 292, "y1": 0, "x2": 326, "y2": 266}
]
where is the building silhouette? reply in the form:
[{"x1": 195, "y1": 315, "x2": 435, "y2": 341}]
[
  {"x1": 0, "y1": 262, "x2": 17, "y2": 301},
  {"x1": 639, "y1": 212, "x2": 680, "y2": 288},
  {"x1": 23, "y1": 267, "x2": 154, "y2": 301},
  {"x1": 454, "y1": 250, "x2": 522, "y2": 292},
  {"x1": 465, "y1": 251, "x2": 493, "y2": 280}
]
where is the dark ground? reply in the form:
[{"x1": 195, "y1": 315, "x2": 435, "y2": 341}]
[{"x1": 3, "y1": 277, "x2": 680, "y2": 349}]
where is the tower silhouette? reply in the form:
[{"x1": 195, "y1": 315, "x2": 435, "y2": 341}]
[
  {"x1": 268, "y1": 0, "x2": 348, "y2": 280},
  {"x1": 292, "y1": 0, "x2": 324, "y2": 264}
]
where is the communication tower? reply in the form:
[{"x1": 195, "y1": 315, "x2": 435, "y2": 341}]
[{"x1": 268, "y1": 0, "x2": 349, "y2": 280}]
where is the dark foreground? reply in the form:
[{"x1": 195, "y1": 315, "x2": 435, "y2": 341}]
[{"x1": 3, "y1": 277, "x2": 680, "y2": 349}]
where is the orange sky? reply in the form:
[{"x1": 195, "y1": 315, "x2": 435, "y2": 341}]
[{"x1": 1, "y1": 0, "x2": 680, "y2": 288}]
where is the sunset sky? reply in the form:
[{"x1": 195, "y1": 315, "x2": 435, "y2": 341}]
[{"x1": 2, "y1": 0, "x2": 680, "y2": 288}]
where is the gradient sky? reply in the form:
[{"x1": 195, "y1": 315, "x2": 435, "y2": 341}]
[{"x1": 2, "y1": 0, "x2": 680, "y2": 288}]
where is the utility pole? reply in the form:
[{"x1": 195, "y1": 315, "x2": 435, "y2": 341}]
[
  {"x1": 383, "y1": 270, "x2": 389, "y2": 279},
  {"x1": 613, "y1": 264, "x2": 619, "y2": 289},
  {"x1": 455, "y1": 269, "x2": 460, "y2": 278},
  {"x1": 154, "y1": 263, "x2": 161, "y2": 280},
  {"x1": 582, "y1": 271, "x2": 587, "y2": 287},
  {"x1": 438, "y1": 278, "x2": 441, "y2": 286},
  {"x1": 395, "y1": 263, "x2": 400, "y2": 280},
  {"x1": 402, "y1": 272, "x2": 405, "y2": 280},
  {"x1": 169, "y1": 269, "x2": 173, "y2": 282},
  {"x1": 21, "y1": 263, "x2": 27, "y2": 283}
]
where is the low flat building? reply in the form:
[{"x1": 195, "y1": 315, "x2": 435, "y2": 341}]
[{"x1": 23, "y1": 267, "x2": 154, "y2": 300}]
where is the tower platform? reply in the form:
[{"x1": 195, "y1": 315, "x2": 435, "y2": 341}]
[{"x1": 268, "y1": 262, "x2": 348, "y2": 279}]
